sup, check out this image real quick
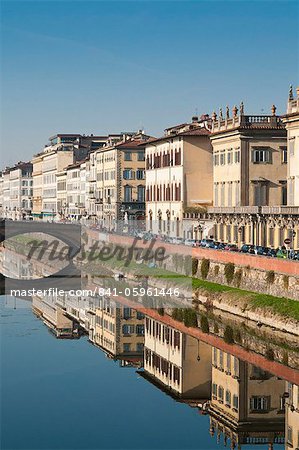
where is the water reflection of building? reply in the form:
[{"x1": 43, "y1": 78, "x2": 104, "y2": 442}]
[
  {"x1": 32, "y1": 294, "x2": 76, "y2": 338},
  {"x1": 285, "y1": 383, "x2": 299, "y2": 450},
  {"x1": 93, "y1": 298, "x2": 145, "y2": 367},
  {"x1": 209, "y1": 347, "x2": 285, "y2": 449},
  {"x1": 142, "y1": 316, "x2": 211, "y2": 401}
]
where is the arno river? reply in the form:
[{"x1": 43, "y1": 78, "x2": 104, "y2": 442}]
[
  {"x1": 0, "y1": 238, "x2": 298, "y2": 450},
  {"x1": 1, "y1": 294, "x2": 298, "y2": 450}
]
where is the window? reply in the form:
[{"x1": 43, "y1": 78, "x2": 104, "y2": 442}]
[
  {"x1": 252, "y1": 148, "x2": 270, "y2": 163},
  {"x1": 136, "y1": 169, "x2": 145, "y2": 180},
  {"x1": 124, "y1": 186, "x2": 132, "y2": 202},
  {"x1": 281, "y1": 184, "x2": 287, "y2": 205},
  {"x1": 220, "y1": 152, "x2": 225, "y2": 165},
  {"x1": 250, "y1": 396, "x2": 269, "y2": 412},
  {"x1": 214, "y1": 153, "x2": 219, "y2": 166},
  {"x1": 289, "y1": 139, "x2": 295, "y2": 156},
  {"x1": 123, "y1": 169, "x2": 134, "y2": 180},
  {"x1": 221, "y1": 183, "x2": 225, "y2": 206},
  {"x1": 281, "y1": 147, "x2": 287, "y2": 163},
  {"x1": 227, "y1": 151, "x2": 233, "y2": 164},
  {"x1": 253, "y1": 183, "x2": 268, "y2": 206},
  {"x1": 124, "y1": 152, "x2": 132, "y2": 161},
  {"x1": 137, "y1": 151, "x2": 145, "y2": 161},
  {"x1": 137, "y1": 311, "x2": 144, "y2": 320},
  {"x1": 234, "y1": 150, "x2": 240, "y2": 163},
  {"x1": 214, "y1": 183, "x2": 219, "y2": 206}
]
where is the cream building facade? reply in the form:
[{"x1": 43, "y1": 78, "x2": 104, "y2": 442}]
[
  {"x1": 1, "y1": 162, "x2": 33, "y2": 219},
  {"x1": 146, "y1": 117, "x2": 213, "y2": 238},
  {"x1": 94, "y1": 300, "x2": 145, "y2": 363},
  {"x1": 283, "y1": 86, "x2": 299, "y2": 206},
  {"x1": 94, "y1": 134, "x2": 149, "y2": 229},
  {"x1": 143, "y1": 315, "x2": 211, "y2": 399},
  {"x1": 285, "y1": 382, "x2": 299, "y2": 450},
  {"x1": 210, "y1": 347, "x2": 285, "y2": 449},
  {"x1": 187, "y1": 103, "x2": 299, "y2": 249}
]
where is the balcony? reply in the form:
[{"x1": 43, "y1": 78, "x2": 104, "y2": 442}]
[
  {"x1": 261, "y1": 206, "x2": 299, "y2": 215},
  {"x1": 207, "y1": 206, "x2": 260, "y2": 214}
]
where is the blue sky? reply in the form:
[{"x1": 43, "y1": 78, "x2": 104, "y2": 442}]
[{"x1": 1, "y1": 0, "x2": 298, "y2": 166}]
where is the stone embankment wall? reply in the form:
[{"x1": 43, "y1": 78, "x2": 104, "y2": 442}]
[
  {"x1": 192, "y1": 256, "x2": 299, "y2": 300},
  {"x1": 85, "y1": 228, "x2": 299, "y2": 300}
]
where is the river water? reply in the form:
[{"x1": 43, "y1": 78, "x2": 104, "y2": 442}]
[{"x1": 1, "y1": 296, "x2": 297, "y2": 450}]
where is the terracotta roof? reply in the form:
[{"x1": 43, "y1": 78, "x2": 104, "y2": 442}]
[{"x1": 147, "y1": 127, "x2": 210, "y2": 145}]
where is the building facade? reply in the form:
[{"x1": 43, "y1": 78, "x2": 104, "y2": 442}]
[
  {"x1": 209, "y1": 347, "x2": 285, "y2": 449},
  {"x1": 146, "y1": 116, "x2": 213, "y2": 238},
  {"x1": 1, "y1": 162, "x2": 33, "y2": 219},
  {"x1": 143, "y1": 315, "x2": 211, "y2": 399},
  {"x1": 283, "y1": 86, "x2": 299, "y2": 206},
  {"x1": 94, "y1": 134, "x2": 149, "y2": 229}
]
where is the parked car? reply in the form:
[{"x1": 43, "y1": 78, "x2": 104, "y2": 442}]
[
  {"x1": 200, "y1": 239, "x2": 216, "y2": 248},
  {"x1": 214, "y1": 241, "x2": 226, "y2": 250},
  {"x1": 224, "y1": 244, "x2": 239, "y2": 252},
  {"x1": 255, "y1": 246, "x2": 270, "y2": 256},
  {"x1": 276, "y1": 247, "x2": 287, "y2": 259},
  {"x1": 267, "y1": 248, "x2": 277, "y2": 258}
]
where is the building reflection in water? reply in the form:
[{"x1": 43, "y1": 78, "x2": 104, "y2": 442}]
[
  {"x1": 285, "y1": 382, "x2": 299, "y2": 450},
  {"x1": 142, "y1": 315, "x2": 211, "y2": 403},
  {"x1": 210, "y1": 347, "x2": 285, "y2": 449},
  {"x1": 26, "y1": 291, "x2": 298, "y2": 449}
]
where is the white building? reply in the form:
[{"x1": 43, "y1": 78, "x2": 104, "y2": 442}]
[
  {"x1": 283, "y1": 86, "x2": 299, "y2": 205},
  {"x1": 1, "y1": 162, "x2": 33, "y2": 219}
]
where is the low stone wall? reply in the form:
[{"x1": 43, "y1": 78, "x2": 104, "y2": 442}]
[{"x1": 193, "y1": 257, "x2": 299, "y2": 300}]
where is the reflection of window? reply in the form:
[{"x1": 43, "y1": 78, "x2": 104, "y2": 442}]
[
  {"x1": 250, "y1": 396, "x2": 269, "y2": 412},
  {"x1": 226, "y1": 354, "x2": 231, "y2": 373},
  {"x1": 213, "y1": 347, "x2": 217, "y2": 366},
  {"x1": 233, "y1": 395, "x2": 239, "y2": 411},
  {"x1": 123, "y1": 169, "x2": 134, "y2": 180},
  {"x1": 137, "y1": 185, "x2": 145, "y2": 202},
  {"x1": 219, "y1": 351, "x2": 224, "y2": 370},
  {"x1": 287, "y1": 426, "x2": 293, "y2": 446},
  {"x1": 136, "y1": 343, "x2": 144, "y2": 352},
  {"x1": 123, "y1": 343, "x2": 131, "y2": 352},
  {"x1": 123, "y1": 308, "x2": 131, "y2": 319},
  {"x1": 136, "y1": 169, "x2": 145, "y2": 180},
  {"x1": 212, "y1": 383, "x2": 217, "y2": 398},
  {"x1": 124, "y1": 186, "x2": 132, "y2": 202},
  {"x1": 225, "y1": 390, "x2": 231, "y2": 407},
  {"x1": 136, "y1": 324, "x2": 144, "y2": 335},
  {"x1": 218, "y1": 386, "x2": 224, "y2": 402},
  {"x1": 122, "y1": 324, "x2": 135, "y2": 335}
]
